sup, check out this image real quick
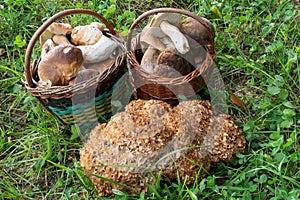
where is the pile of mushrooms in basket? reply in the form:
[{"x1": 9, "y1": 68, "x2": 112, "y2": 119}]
[
  {"x1": 79, "y1": 12, "x2": 246, "y2": 196},
  {"x1": 37, "y1": 21, "x2": 119, "y2": 87},
  {"x1": 137, "y1": 12, "x2": 215, "y2": 78}
]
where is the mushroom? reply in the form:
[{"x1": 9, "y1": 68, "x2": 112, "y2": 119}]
[
  {"x1": 40, "y1": 22, "x2": 73, "y2": 47},
  {"x1": 80, "y1": 99, "x2": 245, "y2": 196},
  {"x1": 69, "y1": 69, "x2": 99, "y2": 85},
  {"x1": 41, "y1": 38, "x2": 55, "y2": 58},
  {"x1": 180, "y1": 17, "x2": 215, "y2": 57},
  {"x1": 202, "y1": 114, "x2": 246, "y2": 163},
  {"x1": 37, "y1": 44, "x2": 84, "y2": 87},
  {"x1": 85, "y1": 58, "x2": 115, "y2": 75},
  {"x1": 71, "y1": 24, "x2": 103, "y2": 45},
  {"x1": 139, "y1": 13, "x2": 191, "y2": 74},
  {"x1": 77, "y1": 35, "x2": 118, "y2": 64},
  {"x1": 140, "y1": 13, "x2": 190, "y2": 54},
  {"x1": 140, "y1": 46, "x2": 159, "y2": 74},
  {"x1": 52, "y1": 34, "x2": 71, "y2": 45},
  {"x1": 90, "y1": 22, "x2": 105, "y2": 32},
  {"x1": 139, "y1": 26, "x2": 165, "y2": 52},
  {"x1": 47, "y1": 22, "x2": 73, "y2": 35},
  {"x1": 153, "y1": 47, "x2": 194, "y2": 78},
  {"x1": 159, "y1": 20, "x2": 190, "y2": 54}
]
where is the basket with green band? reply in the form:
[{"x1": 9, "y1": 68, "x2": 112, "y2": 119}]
[{"x1": 24, "y1": 9, "x2": 127, "y2": 130}]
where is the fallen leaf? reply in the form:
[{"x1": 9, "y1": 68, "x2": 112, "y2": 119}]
[{"x1": 230, "y1": 92, "x2": 246, "y2": 111}]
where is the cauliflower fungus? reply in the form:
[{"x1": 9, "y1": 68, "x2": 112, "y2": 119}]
[{"x1": 80, "y1": 99, "x2": 245, "y2": 196}]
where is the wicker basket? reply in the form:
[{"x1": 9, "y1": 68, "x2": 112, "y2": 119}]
[
  {"x1": 127, "y1": 8, "x2": 216, "y2": 106},
  {"x1": 24, "y1": 9, "x2": 127, "y2": 130}
]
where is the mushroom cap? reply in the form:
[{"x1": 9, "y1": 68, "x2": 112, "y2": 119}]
[
  {"x1": 181, "y1": 17, "x2": 215, "y2": 46},
  {"x1": 71, "y1": 25, "x2": 103, "y2": 45},
  {"x1": 41, "y1": 38, "x2": 55, "y2": 58},
  {"x1": 80, "y1": 99, "x2": 245, "y2": 196},
  {"x1": 90, "y1": 21, "x2": 105, "y2": 31},
  {"x1": 154, "y1": 47, "x2": 194, "y2": 77},
  {"x1": 38, "y1": 44, "x2": 84, "y2": 86},
  {"x1": 48, "y1": 22, "x2": 73, "y2": 35}
]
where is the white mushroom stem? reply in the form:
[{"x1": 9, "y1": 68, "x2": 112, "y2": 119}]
[
  {"x1": 140, "y1": 46, "x2": 158, "y2": 74},
  {"x1": 160, "y1": 36, "x2": 175, "y2": 49},
  {"x1": 77, "y1": 35, "x2": 118, "y2": 63},
  {"x1": 160, "y1": 21, "x2": 190, "y2": 54},
  {"x1": 140, "y1": 26, "x2": 166, "y2": 52}
]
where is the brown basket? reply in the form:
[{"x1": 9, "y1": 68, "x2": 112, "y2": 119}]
[
  {"x1": 127, "y1": 8, "x2": 216, "y2": 106},
  {"x1": 24, "y1": 9, "x2": 127, "y2": 130}
]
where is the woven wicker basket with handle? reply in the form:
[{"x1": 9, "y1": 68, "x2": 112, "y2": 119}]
[
  {"x1": 127, "y1": 8, "x2": 216, "y2": 106},
  {"x1": 24, "y1": 9, "x2": 127, "y2": 130}
]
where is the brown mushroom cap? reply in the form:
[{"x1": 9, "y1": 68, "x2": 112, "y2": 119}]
[
  {"x1": 154, "y1": 47, "x2": 194, "y2": 78},
  {"x1": 180, "y1": 17, "x2": 215, "y2": 46},
  {"x1": 48, "y1": 22, "x2": 73, "y2": 35},
  {"x1": 38, "y1": 44, "x2": 84, "y2": 86},
  {"x1": 80, "y1": 99, "x2": 245, "y2": 196}
]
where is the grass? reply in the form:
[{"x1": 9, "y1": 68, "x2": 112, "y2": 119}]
[{"x1": 0, "y1": 0, "x2": 299, "y2": 199}]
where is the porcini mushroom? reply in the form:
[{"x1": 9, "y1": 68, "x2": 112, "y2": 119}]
[
  {"x1": 181, "y1": 17, "x2": 215, "y2": 57},
  {"x1": 71, "y1": 24, "x2": 103, "y2": 45},
  {"x1": 38, "y1": 44, "x2": 84, "y2": 87},
  {"x1": 52, "y1": 34, "x2": 71, "y2": 45},
  {"x1": 140, "y1": 46, "x2": 159, "y2": 74},
  {"x1": 90, "y1": 22, "x2": 105, "y2": 32},
  {"x1": 154, "y1": 47, "x2": 194, "y2": 78},
  {"x1": 48, "y1": 22, "x2": 73, "y2": 35},
  {"x1": 140, "y1": 13, "x2": 190, "y2": 54},
  {"x1": 140, "y1": 26, "x2": 165, "y2": 52},
  {"x1": 77, "y1": 35, "x2": 118, "y2": 64},
  {"x1": 159, "y1": 20, "x2": 190, "y2": 54},
  {"x1": 41, "y1": 38, "x2": 55, "y2": 58}
]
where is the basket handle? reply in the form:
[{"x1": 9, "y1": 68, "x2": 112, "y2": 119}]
[
  {"x1": 127, "y1": 8, "x2": 215, "y2": 55},
  {"x1": 24, "y1": 9, "x2": 116, "y2": 88}
]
